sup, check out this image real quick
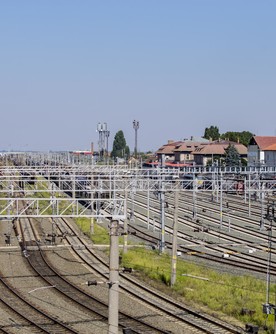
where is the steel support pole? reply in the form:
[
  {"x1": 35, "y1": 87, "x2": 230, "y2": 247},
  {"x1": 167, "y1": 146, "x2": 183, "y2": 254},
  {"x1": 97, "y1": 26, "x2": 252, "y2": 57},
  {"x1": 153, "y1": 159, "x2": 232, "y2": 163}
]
[
  {"x1": 192, "y1": 174, "x2": 197, "y2": 219},
  {"x1": 260, "y1": 180, "x2": 265, "y2": 230},
  {"x1": 159, "y1": 179, "x2": 165, "y2": 253},
  {"x1": 248, "y1": 174, "x2": 251, "y2": 217},
  {"x1": 108, "y1": 220, "x2": 119, "y2": 334},
  {"x1": 123, "y1": 191, "x2": 128, "y2": 254},
  {"x1": 72, "y1": 172, "x2": 76, "y2": 215},
  {"x1": 147, "y1": 175, "x2": 150, "y2": 229},
  {"x1": 90, "y1": 180, "x2": 94, "y2": 235},
  {"x1": 220, "y1": 173, "x2": 223, "y2": 229},
  {"x1": 244, "y1": 176, "x2": 247, "y2": 204},
  {"x1": 171, "y1": 181, "x2": 179, "y2": 286}
]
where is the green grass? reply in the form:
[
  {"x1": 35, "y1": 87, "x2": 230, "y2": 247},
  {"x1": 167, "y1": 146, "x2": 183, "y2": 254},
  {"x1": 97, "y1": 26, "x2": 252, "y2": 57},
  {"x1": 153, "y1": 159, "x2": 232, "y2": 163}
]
[
  {"x1": 120, "y1": 247, "x2": 275, "y2": 334},
  {"x1": 76, "y1": 221, "x2": 274, "y2": 333},
  {"x1": 76, "y1": 217, "x2": 110, "y2": 244}
]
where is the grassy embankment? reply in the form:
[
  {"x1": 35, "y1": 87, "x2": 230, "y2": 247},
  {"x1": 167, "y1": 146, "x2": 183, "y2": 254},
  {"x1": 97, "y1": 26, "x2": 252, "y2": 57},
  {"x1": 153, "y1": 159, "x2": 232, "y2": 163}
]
[{"x1": 79, "y1": 217, "x2": 275, "y2": 334}]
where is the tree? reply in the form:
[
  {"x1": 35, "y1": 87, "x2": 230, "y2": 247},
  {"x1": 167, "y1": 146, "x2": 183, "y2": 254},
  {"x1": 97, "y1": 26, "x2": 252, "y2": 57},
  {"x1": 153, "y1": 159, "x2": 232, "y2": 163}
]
[
  {"x1": 224, "y1": 144, "x2": 240, "y2": 167},
  {"x1": 203, "y1": 126, "x2": 220, "y2": 141},
  {"x1": 220, "y1": 131, "x2": 254, "y2": 146},
  {"x1": 111, "y1": 130, "x2": 129, "y2": 160}
]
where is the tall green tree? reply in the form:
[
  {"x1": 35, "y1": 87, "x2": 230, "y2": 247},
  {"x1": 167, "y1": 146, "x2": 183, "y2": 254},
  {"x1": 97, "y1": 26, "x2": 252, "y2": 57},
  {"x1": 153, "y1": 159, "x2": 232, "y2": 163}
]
[
  {"x1": 203, "y1": 126, "x2": 220, "y2": 141},
  {"x1": 224, "y1": 144, "x2": 240, "y2": 167},
  {"x1": 111, "y1": 130, "x2": 129, "y2": 159},
  {"x1": 220, "y1": 131, "x2": 254, "y2": 146}
]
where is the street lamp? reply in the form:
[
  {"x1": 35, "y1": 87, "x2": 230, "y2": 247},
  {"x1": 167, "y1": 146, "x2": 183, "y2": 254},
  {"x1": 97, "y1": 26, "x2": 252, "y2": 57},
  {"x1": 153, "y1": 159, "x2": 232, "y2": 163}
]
[{"x1": 133, "y1": 120, "x2": 139, "y2": 159}]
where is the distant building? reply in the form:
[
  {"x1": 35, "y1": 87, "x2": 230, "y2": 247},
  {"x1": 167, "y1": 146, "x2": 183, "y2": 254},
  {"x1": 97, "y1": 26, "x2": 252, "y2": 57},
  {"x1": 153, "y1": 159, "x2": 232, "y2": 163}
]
[
  {"x1": 192, "y1": 140, "x2": 247, "y2": 166},
  {"x1": 156, "y1": 140, "x2": 183, "y2": 164},
  {"x1": 156, "y1": 137, "x2": 208, "y2": 165},
  {"x1": 248, "y1": 136, "x2": 276, "y2": 166},
  {"x1": 155, "y1": 138, "x2": 249, "y2": 167},
  {"x1": 174, "y1": 137, "x2": 209, "y2": 164}
]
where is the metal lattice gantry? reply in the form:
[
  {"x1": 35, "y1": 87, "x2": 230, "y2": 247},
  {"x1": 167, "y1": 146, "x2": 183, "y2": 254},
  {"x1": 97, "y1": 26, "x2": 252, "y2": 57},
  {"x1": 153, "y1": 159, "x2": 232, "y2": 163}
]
[
  {"x1": 1, "y1": 152, "x2": 276, "y2": 220},
  {"x1": 0, "y1": 197, "x2": 125, "y2": 219}
]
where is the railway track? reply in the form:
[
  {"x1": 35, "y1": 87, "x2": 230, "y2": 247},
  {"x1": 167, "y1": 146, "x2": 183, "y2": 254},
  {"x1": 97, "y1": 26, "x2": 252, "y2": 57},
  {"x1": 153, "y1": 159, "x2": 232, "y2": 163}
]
[
  {"x1": 2, "y1": 206, "x2": 246, "y2": 333},
  {"x1": 0, "y1": 265, "x2": 79, "y2": 334},
  {"x1": 1, "y1": 173, "x2": 263, "y2": 333},
  {"x1": 15, "y1": 216, "x2": 176, "y2": 333},
  {"x1": 51, "y1": 216, "x2": 246, "y2": 334},
  {"x1": 127, "y1": 190, "x2": 276, "y2": 276}
]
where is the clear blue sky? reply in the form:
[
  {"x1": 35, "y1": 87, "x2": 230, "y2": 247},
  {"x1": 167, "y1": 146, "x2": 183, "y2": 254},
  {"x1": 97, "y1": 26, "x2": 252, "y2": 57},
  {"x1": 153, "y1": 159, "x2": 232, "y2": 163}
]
[{"x1": 0, "y1": 1, "x2": 275, "y2": 152}]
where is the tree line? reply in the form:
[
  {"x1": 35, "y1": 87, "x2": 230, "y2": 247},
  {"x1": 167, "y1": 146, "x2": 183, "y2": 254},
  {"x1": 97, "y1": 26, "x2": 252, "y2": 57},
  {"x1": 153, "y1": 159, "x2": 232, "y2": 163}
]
[{"x1": 203, "y1": 125, "x2": 254, "y2": 147}]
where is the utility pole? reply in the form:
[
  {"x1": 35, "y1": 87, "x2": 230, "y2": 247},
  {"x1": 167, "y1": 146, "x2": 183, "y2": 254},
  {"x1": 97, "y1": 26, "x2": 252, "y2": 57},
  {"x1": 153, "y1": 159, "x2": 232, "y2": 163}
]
[
  {"x1": 192, "y1": 174, "x2": 197, "y2": 219},
  {"x1": 133, "y1": 120, "x2": 139, "y2": 159},
  {"x1": 248, "y1": 173, "x2": 251, "y2": 217},
  {"x1": 108, "y1": 219, "x2": 119, "y2": 334},
  {"x1": 159, "y1": 179, "x2": 165, "y2": 253},
  {"x1": 158, "y1": 154, "x2": 166, "y2": 253},
  {"x1": 263, "y1": 201, "x2": 276, "y2": 333},
  {"x1": 50, "y1": 185, "x2": 56, "y2": 245},
  {"x1": 90, "y1": 173, "x2": 94, "y2": 235},
  {"x1": 219, "y1": 172, "x2": 223, "y2": 229},
  {"x1": 260, "y1": 174, "x2": 265, "y2": 230},
  {"x1": 171, "y1": 179, "x2": 180, "y2": 286},
  {"x1": 147, "y1": 174, "x2": 150, "y2": 229},
  {"x1": 123, "y1": 190, "x2": 128, "y2": 254}
]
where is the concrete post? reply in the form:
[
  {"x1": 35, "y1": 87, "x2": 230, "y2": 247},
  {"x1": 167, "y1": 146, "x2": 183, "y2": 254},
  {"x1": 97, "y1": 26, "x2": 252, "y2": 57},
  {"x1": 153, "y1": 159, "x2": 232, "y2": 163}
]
[
  {"x1": 171, "y1": 180, "x2": 179, "y2": 286},
  {"x1": 108, "y1": 219, "x2": 119, "y2": 334}
]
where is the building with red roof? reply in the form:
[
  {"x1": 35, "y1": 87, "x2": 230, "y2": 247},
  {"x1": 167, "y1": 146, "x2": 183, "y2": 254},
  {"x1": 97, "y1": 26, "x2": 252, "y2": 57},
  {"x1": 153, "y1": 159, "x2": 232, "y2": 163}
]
[
  {"x1": 155, "y1": 138, "x2": 248, "y2": 167},
  {"x1": 248, "y1": 136, "x2": 276, "y2": 166},
  {"x1": 156, "y1": 137, "x2": 208, "y2": 165},
  {"x1": 192, "y1": 140, "x2": 247, "y2": 166}
]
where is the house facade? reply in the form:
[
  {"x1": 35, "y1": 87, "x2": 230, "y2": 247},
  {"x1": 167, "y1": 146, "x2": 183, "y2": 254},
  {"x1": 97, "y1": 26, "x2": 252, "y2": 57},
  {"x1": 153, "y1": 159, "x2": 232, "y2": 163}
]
[
  {"x1": 248, "y1": 136, "x2": 276, "y2": 166},
  {"x1": 156, "y1": 138, "x2": 248, "y2": 167},
  {"x1": 156, "y1": 138, "x2": 208, "y2": 165},
  {"x1": 192, "y1": 140, "x2": 247, "y2": 166},
  {"x1": 156, "y1": 140, "x2": 183, "y2": 163}
]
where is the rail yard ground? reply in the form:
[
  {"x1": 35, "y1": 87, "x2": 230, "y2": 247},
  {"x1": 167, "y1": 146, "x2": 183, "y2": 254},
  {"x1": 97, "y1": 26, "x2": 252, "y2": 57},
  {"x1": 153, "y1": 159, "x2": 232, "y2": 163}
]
[
  {"x1": 73, "y1": 217, "x2": 273, "y2": 334},
  {"x1": 2, "y1": 160, "x2": 276, "y2": 333}
]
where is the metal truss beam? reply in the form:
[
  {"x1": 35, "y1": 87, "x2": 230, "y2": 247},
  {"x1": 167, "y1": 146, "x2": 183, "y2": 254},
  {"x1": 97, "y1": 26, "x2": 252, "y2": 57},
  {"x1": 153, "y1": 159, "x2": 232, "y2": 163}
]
[
  {"x1": 0, "y1": 198, "x2": 125, "y2": 219},
  {"x1": 1, "y1": 163, "x2": 276, "y2": 219}
]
